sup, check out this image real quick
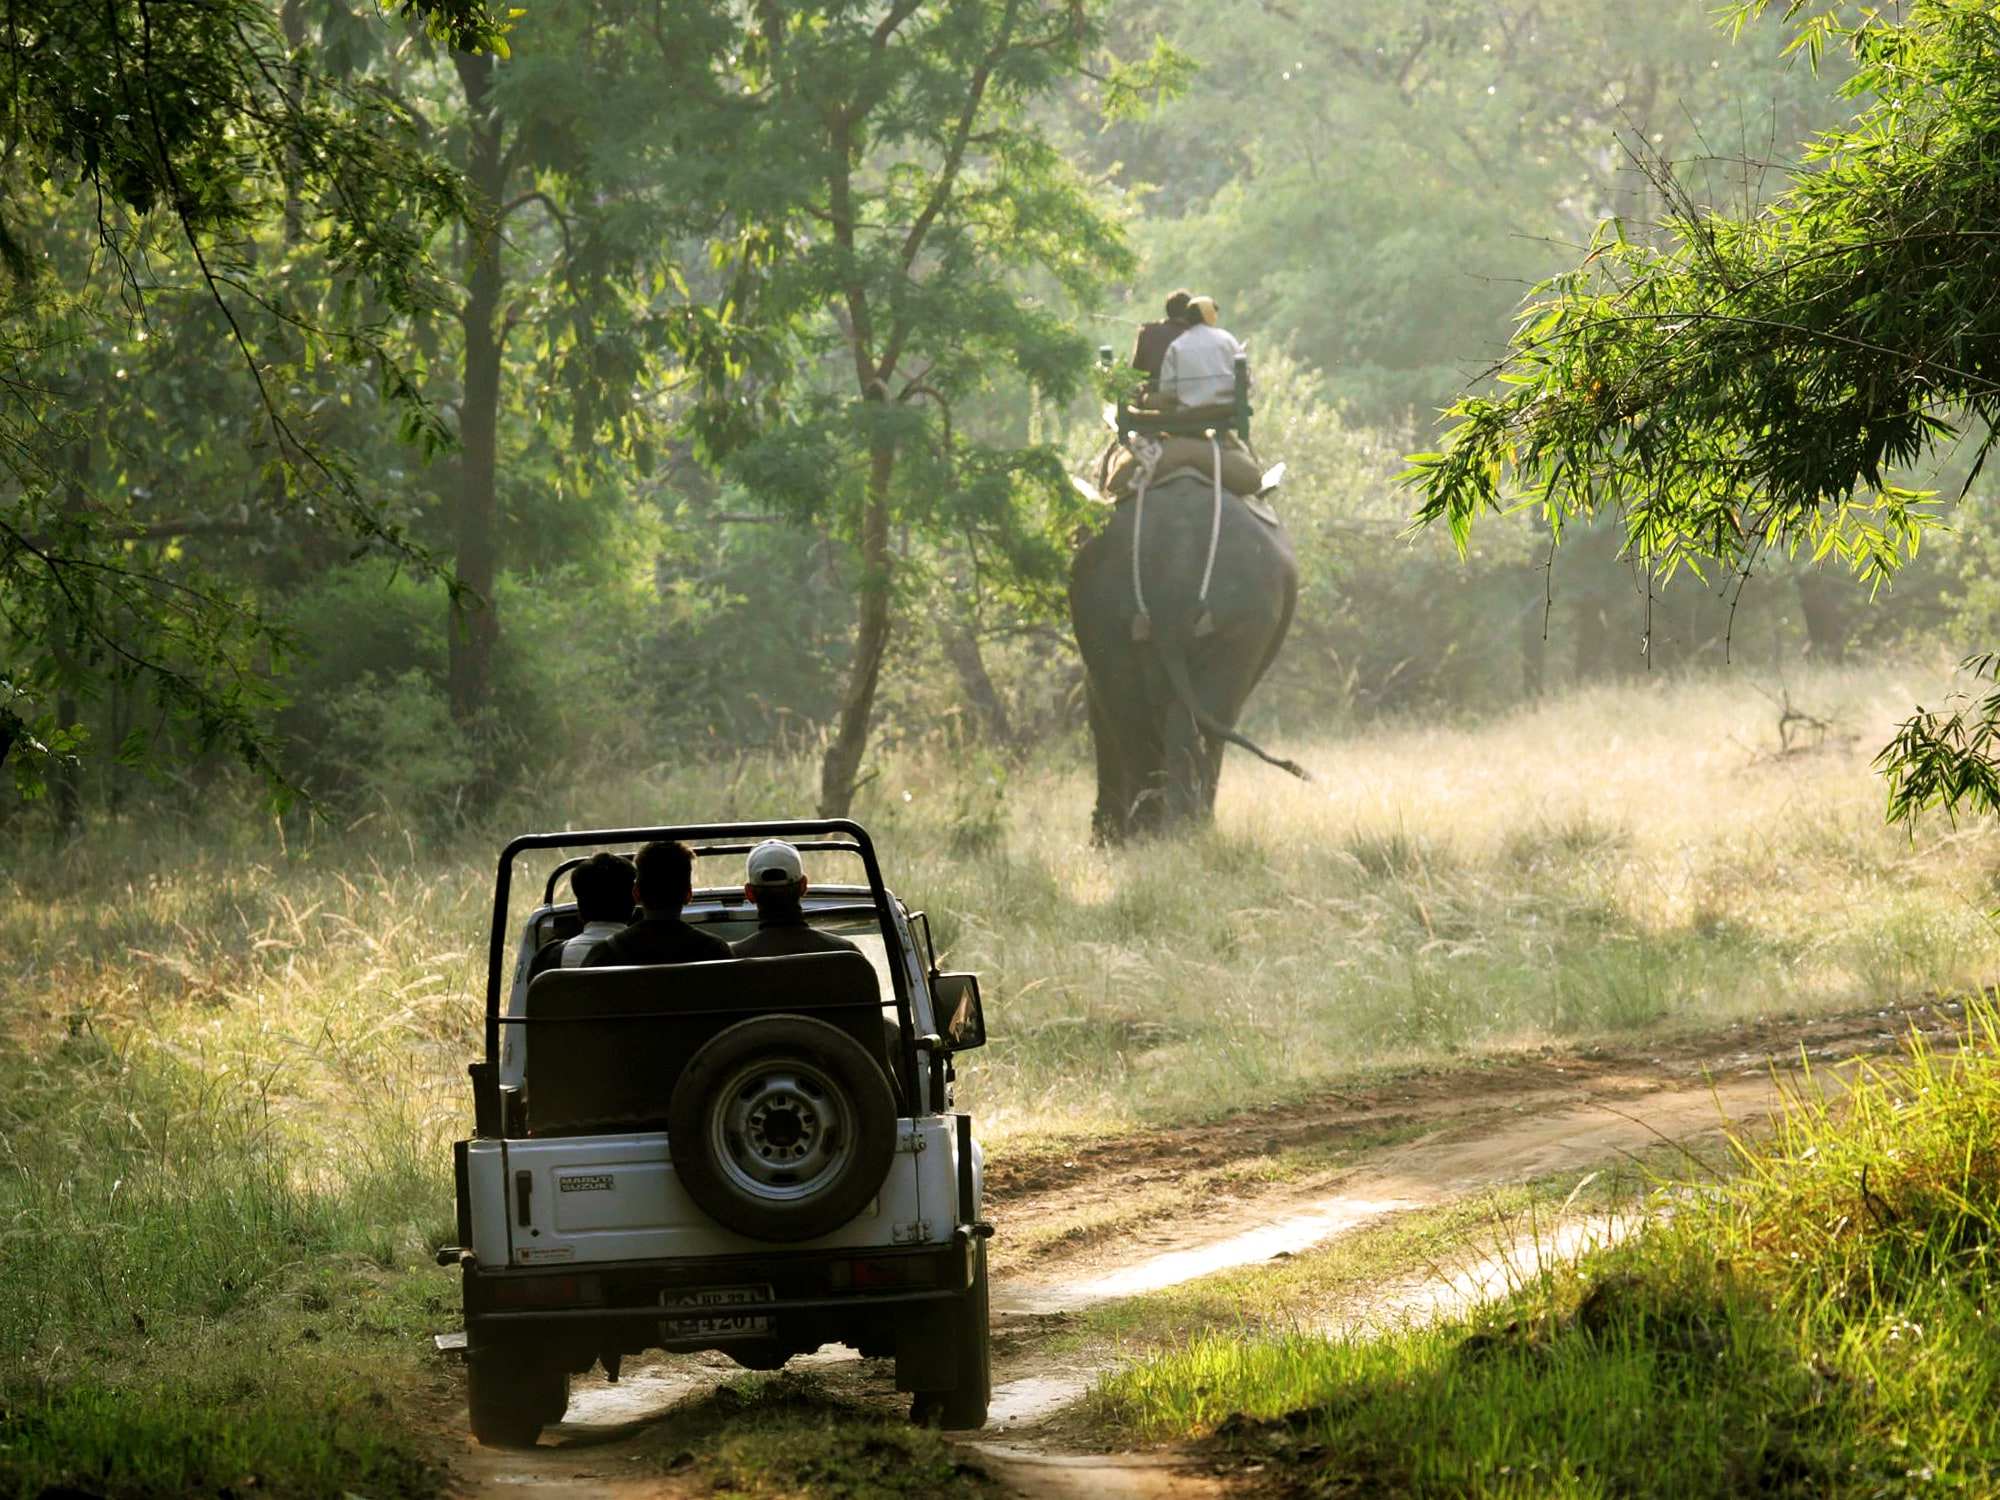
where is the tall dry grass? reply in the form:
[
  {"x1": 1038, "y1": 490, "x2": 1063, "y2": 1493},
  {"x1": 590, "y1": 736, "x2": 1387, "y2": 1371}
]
[
  {"x1": 915, "y1": 663, "x2": 2000, "y2": 1135},
  {"x1": 11, "y1": 664, "x2": 1998, "y2": 1176}
]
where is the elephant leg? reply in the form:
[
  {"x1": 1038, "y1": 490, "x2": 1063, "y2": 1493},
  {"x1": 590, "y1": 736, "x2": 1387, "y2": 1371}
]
[
  {"x1": 1179, "y1": 624, "x2": 1276, "y2": 823},
  {"x1": 1085, "y1": 677, "x2": 1133, "y2": 844},
  {"x1": 1199, "y1": 736, "x2": 1226, "y2": 818},
  {"x1": 1162, "y1": 697, "x2": 1206, "y2": 826}
]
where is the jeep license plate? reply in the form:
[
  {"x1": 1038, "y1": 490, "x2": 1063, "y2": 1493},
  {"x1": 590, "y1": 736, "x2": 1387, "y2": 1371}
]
[{"x1": 660, "y1": 1285, "x2": 774, "y2": 1340}]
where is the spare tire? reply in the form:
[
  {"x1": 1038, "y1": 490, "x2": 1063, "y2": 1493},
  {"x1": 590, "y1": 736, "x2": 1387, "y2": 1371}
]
[{"x1": 669, "y1": 1015, "x2": 897, "y2": 1242}]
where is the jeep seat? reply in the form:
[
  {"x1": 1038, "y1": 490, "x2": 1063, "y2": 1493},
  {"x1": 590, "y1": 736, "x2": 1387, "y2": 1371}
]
[{"x1": 520, "y1": 950, "x2": 897, "y2": 1136}]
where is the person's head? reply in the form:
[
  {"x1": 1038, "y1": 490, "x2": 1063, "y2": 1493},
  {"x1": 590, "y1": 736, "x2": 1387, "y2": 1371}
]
[
  {"x1": 572, "y1": 852, "x2": 637, "y2": 925},
  {"x1": 632, "y1": 839, "x2": 696, "y2": 915},
  {"x1": 743, "y1": 839, "x2": 809, "y2": 914},
  {"x1": 1163, "y1": 288, "x2": 1192, "y2": 321},
  {"x1": 1184, "y1": 295, "x2": 1218, "y2": 327}
]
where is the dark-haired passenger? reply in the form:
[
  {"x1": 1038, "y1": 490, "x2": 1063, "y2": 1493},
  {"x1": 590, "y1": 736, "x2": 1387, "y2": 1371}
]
[
  {"x1": 1130, "y1": 288, "x2": 1193, "y2": 394},
  {"x1": 582, "y1": 839, "x2": 731, "y2": 968},
  {"x1": 528, "y1": 852, "x2": 636, "y2": 981}
]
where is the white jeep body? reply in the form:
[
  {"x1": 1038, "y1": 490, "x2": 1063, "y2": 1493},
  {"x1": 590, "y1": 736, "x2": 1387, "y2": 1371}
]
[
  {"x1": 466, "y1": 1114, "x2": 967, "y2": 1269},
  {"x1": 442, "y1": 822, "x2": 993, "y2": 1443}
]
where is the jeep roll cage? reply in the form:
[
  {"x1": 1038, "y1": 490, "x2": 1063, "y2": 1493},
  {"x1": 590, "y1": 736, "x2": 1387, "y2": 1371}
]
[{"x1": 484, "y1": 819, "x2": 922, "y2": 1094}]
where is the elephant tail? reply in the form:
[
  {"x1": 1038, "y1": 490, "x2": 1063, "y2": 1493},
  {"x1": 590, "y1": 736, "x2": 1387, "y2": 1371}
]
[{"x1": 1155, "y1": 633, "x2": 1312, "y2": 782}]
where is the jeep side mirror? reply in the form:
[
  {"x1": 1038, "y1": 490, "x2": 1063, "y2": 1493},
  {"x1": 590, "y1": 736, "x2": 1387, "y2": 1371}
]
[{"x1": 932, "y1": 972, "x2": 986, "y2": 1052}]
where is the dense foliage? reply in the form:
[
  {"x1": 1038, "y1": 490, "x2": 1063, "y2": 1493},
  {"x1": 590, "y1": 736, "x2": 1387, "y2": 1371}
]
[
  {"x1": 1070, "y1": 0, "x2": 1840, "y2": 423},
  {"x1": 9, "y1": 0, "x2": 1996, "y2": 839},
  {"x1": 0, "y1": 0, "x2": 498, "y2": 801},
  {"x1": 670, "y1": 0, "x2": 1137, "y2": 815},
  {"x1": 1408, "y1": 0, "x2": 2000, "y2": 822}
]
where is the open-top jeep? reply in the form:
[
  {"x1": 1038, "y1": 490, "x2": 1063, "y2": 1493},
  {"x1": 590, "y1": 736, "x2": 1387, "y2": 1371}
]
[{"x1": 436, "y1": 819, "x2": 992, "y2": 1446}]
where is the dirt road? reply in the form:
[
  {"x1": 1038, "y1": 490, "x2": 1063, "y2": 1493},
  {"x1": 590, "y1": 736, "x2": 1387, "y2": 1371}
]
[{"x1": 434, "y1": 1000, "x2": 1961, "y2": 1498}]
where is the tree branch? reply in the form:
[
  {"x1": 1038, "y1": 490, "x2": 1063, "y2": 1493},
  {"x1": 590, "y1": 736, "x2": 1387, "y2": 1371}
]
[
  {"x1": 877, "y1": 0, "x2": 1024, "y2": 379},
  {"x1": 501, "y1": 188, "x2": 574, "y2": 260}
]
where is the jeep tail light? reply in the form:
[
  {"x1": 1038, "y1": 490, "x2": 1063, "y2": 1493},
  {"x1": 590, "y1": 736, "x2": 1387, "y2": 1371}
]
[
  {"x1": 832, "y1": 1257, "x2": 939, "y2": 1291},
  {"x1": 490, "y1": 1274, "x2": 597, "y2": 1308}
]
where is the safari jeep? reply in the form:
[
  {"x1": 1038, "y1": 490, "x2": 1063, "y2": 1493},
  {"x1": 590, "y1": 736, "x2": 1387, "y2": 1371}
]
[{"x1": 434, "y1": 819, "x2": 992, "y2": 1446}]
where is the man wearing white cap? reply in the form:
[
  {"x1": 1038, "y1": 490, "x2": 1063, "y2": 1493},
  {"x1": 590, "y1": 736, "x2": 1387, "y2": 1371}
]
[{"x1": 731, "y1": 840, "x2": 864, "y2": 959}]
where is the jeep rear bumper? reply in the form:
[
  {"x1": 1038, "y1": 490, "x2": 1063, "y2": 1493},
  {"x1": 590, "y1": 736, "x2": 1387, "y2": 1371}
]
[{"x1": 455, "y1": 1233, "x2": 979, "y2": 1348}]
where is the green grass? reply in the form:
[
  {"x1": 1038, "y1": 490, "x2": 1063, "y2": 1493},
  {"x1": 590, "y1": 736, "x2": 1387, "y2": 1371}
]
[
  {"x1": 1059, "y1": 1182, "x2": 1598, "y2": 1350},
  {"x1": 0, "y1": 1381, "x2": 438, "y2": 1500},
  {"x1": 1093, "y1": 1007, "x2": 2000, "y2": 1496},
  {"x1": 634, "y1": 1373, "x2": 994, "y2": 1498},
  {"x1": 0, "y1": 866, "x2": 464, "y2": 1497}
]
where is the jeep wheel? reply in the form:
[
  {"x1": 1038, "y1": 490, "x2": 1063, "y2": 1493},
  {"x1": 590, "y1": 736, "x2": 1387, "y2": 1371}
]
[
  {"x1": 669, "y1": 1014, "x2": 897, "y2": 1242},
  {"x1": 911, "y1": 1241, "x2": 991, "y2": 1431},
  {"x1": 466, "y1": 1352, "x2": 569, "y2": 1447}
]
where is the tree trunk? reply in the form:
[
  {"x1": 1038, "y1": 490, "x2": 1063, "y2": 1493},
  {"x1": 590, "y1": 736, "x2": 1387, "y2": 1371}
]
[
  {"x1": 448, "y1": 53, "x2": 506, "y2": 753},
  {"x1": 818, "y1": 443, "x2": 895, "y2": 818},
  {"x1": 51, "y1": 436, "x2": 91, "y2": 839},
  {"x1": 51, "y1": 687, "x2": 79, "y2": 838},
  {"x1": 1796, "y1": 569, "x2": 1847, "y2": 662},
  {"x1": 939, "y1": 610, "x2": 1014, "y2": 751}
]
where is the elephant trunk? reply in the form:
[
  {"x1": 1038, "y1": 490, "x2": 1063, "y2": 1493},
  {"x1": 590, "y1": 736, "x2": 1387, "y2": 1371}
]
[{"x1": 1155, "y1": 632, "x2": 1311, "y2": 782}]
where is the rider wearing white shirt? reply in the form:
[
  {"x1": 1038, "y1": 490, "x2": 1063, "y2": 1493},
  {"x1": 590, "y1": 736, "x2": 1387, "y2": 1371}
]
[
  {"x1": 527, "y1": 852, "x2": 636, "y2": 980},
  {"x1": 505, "y1": 851, "x2": 637, "y2": 1087},
  {"x1": 562, "y1": 917, "x2": 628, "y2": 966},
  {"x1": 1157, "y1": 296, "x2": 1247, "y2": 409}
]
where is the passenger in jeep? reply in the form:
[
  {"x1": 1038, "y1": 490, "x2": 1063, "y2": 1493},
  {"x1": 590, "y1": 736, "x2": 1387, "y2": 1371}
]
[
  {"x1": 581, "y1": 840, "x2": 731, "y2": 967},
  {"x1": 527, "y1": 851, "x2": 635, "y2": 979},
  {"x1": 733, "y1": 840, "x2": 903, "y2": 1098},
  {"x1": 731, "y1": 839, "x2": 864, "y2": 960}
]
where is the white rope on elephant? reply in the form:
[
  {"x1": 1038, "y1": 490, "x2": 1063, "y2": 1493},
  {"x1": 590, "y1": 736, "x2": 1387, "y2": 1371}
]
[
  {"x1": 1126, "y1": 430, "x2": 1226, "y2": 641},
  {"x1": 1127, "y1": 434, "x2": 1164, "y2": 637},
  {"x1": 1198, "y1": 429, "x2": 1225, "y2": 608}
]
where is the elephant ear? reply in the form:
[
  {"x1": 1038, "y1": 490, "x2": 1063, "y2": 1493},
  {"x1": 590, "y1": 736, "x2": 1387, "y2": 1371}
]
[{"x1": 1242, "y1": 493, "x2": 1282, "y2": 528}]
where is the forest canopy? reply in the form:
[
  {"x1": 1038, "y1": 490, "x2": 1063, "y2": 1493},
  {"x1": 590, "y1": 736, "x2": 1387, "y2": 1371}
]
[
  {"x1": 0, "y1": 0, "x2": 505, "y2": 797},
  {"x1": 1406, "y1": 0, "x2": 2000, "y2": 824},
  {"x1": 4, "y1": 0, "x2": 1987, "y2": 834}
]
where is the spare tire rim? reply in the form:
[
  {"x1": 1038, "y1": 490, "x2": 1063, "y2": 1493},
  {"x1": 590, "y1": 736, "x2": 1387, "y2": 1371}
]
[{"x1": 710, "y1": 1055, "x2": 857, "y2": 1202}]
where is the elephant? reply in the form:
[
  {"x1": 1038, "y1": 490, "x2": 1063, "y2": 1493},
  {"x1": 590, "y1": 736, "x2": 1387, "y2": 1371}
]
[{"x1": 1068, "y1": 470, "x2": 1307, "y2": 841}]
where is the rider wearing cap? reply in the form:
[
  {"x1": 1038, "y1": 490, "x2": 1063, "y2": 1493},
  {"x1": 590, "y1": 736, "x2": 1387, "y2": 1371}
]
[{"x1": 731, "y1": 840, "x2": 864, "y2": 959}]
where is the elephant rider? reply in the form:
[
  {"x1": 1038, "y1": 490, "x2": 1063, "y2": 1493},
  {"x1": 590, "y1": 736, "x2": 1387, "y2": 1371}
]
[
  {"x1": 1128, "y1": 288, "x2": 1193, "y2": 395},
  {"x1": 1158, "y1": 296, "x2": 1248, "y2": 410},
  {"x1": 730, "y1": 840, "x2": 863, "y2": 960},
  {"x1": 582, "y1": 840, "x2": 732, "y2": 967},
  {"x1": 1104, "y1": 294, "x2": 1263, "y2": 502}
]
